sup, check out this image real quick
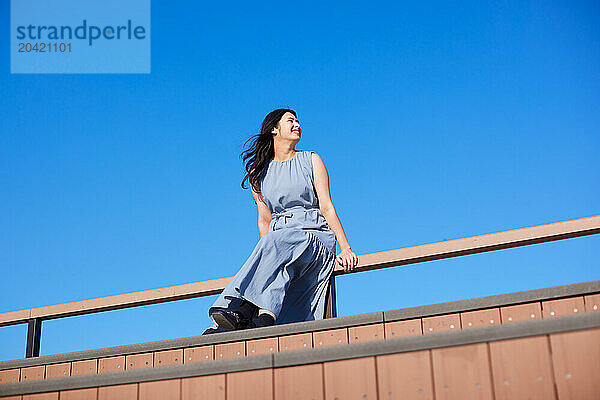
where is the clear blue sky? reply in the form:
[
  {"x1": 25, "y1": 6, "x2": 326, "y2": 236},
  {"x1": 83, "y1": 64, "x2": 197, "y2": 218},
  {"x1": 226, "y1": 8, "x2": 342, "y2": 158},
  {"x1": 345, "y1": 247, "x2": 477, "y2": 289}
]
[{"x1": 1, "y1": 1, "x2": 598, "y2": 361}]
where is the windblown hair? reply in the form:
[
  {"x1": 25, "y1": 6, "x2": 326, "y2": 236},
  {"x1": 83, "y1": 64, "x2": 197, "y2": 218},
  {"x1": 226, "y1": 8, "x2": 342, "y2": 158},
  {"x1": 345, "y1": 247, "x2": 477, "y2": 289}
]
[{"x1": 241, "y1": 108, "x2": 296, "y2": 201}]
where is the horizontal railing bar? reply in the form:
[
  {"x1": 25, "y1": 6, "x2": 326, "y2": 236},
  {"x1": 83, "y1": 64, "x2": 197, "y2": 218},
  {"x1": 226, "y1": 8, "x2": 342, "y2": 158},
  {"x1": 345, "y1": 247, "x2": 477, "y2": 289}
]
[
  {"x1": 0, "y1": 277, "x2": 233, "y2": 327},
  {"x1": 346, "y1": 214, "x2": 600, "y2": 274},
  {"x1": 1, "y1": 214, "x2": 598, "y2": 328}
]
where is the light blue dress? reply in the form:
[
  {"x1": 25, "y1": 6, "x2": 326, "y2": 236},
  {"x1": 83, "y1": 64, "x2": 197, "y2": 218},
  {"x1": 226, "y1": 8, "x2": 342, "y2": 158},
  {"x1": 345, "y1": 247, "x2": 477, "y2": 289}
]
[{"x1": 207, "y1": 150, "x2": 337, "y2": 328}]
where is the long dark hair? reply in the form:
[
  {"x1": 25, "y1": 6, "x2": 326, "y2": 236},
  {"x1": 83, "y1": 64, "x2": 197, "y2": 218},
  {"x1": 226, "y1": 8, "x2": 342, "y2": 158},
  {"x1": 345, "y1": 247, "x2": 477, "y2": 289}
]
[{"x1": 241, "y1": 108, "x2": 296, "y2": 200}]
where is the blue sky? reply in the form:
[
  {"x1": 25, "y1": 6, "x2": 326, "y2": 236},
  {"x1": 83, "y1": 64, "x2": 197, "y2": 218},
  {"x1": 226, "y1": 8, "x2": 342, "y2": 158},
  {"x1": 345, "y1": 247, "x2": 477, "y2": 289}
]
[{"x1": 1, "y1": 0, "x2": 598, "y2": 361}]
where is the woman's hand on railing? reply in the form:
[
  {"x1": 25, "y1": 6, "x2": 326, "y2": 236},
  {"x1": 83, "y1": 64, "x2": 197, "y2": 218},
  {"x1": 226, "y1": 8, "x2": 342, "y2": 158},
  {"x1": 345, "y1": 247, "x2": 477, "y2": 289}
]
[{"x1": 336, "y1": 248, "x2": 359, "y2": 273}]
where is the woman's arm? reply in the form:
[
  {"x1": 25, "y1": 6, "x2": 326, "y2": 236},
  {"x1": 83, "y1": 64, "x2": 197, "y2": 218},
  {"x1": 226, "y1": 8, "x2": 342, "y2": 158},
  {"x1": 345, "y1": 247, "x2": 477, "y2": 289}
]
[
  {"x1": 311, "y1": 152, "x2": 359, "y2": 272},
  {"x1": 252, "y1": 187, "x2": 273, "y2": 238}
]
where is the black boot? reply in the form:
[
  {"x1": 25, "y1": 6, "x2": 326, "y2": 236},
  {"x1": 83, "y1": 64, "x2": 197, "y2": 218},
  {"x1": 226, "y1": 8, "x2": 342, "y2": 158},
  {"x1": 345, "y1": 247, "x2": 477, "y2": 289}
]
[
  {"x1": 211, "y1": 310, "x2": 249, "y2": 331},
  {"x1": 237, "y1": 300, "x2": 257, "y2": 320},
  {"x1": 211, "y1": 300, "x2": 257, "y2": 331},
  {"x1": 255, "y1": 313, "x2": 275, "y2": 328}
]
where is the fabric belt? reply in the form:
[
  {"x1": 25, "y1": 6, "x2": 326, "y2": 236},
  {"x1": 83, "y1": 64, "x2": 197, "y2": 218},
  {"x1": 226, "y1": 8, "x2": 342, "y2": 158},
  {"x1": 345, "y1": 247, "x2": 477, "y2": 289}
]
[{"x1": 271, "y1": 206, "x2": 321, "y2": 223}]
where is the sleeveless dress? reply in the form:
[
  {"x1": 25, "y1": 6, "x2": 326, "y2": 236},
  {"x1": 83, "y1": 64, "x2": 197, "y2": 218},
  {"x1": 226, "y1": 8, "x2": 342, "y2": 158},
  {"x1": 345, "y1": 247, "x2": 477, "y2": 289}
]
[{"x1": 206, "y1": 150, "x2": 337, "y2": 328}]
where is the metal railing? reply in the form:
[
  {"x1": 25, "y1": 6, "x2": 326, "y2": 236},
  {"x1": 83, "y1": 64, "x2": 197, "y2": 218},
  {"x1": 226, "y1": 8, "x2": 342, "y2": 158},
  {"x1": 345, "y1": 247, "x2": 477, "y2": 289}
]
[{"x1": 2, "y1": 214, "x2": 598, "y2": 358}]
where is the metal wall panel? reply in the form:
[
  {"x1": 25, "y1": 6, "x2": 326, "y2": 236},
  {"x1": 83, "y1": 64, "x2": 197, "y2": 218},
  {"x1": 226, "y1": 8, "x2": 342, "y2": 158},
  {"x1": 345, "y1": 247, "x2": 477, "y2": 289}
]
[
  {"x1": 384, "y1": 319, "x2": 422, "y2": 338},
  {"x1": 98, "y1": 356, "x2": 125, "y2": 373},
  {"x1": 542, "y1": 297, "x2": 585, "y2": 318},
  {"x1": 323, "y1": 357, "x2": 377, "y2": 400},
  {"x1": 348, "y1": 324, "x2": 384, "y2": 344},
  {"x1": 139, "y1": 379, "x2": 180, "y2": 400},
  {"x1": 125, "y1": 353, "x2": 153, "y2": 370},
  {"x1": 550, "y1": 328, "x2": 600, "y2": 399},
  {"x1": 154, "y1": 350, "x2": 183, "y2": 367},
  {"x1": 246, "y1": 338, "x2": 278, "y2": 356},
  {"x1": 97, "y1": 384, "x2": 137, "y2": 400},
  {"x1": 71, "y1": 360, "x2": 97, "y2": 376},
  {"x1": 313, "y1": 328, "x2": 348, "y2": 348},
  {"x1": 500, "y1": 303, "x2": 541, "y2": 323},
  {"x1": 227, "y1": 369, "x2": 273, "y2": 400},
  {"x1": 183, "y1": 346, "x2": 213, "y2": 363},
  {"x1": 278, "y1": 333, "x2": 312, "y2": 352},
  {"x1": 59, "y1": 388, "x2": 98, "y2": 400},
  {"x1": 376, "y1": 350, "x2": 434, "y2": 400},
  {"x1": 423, "y1": 314, "x2": 461, "y2": 334},
  {"x1": 431, "y1": 343, "x2": 493, "y2": 400},
  {"x1": 489, "y1": 336, "x2": 556, "y2": 400},
  {"x1": 215, "y1": 342, "x2": 245, "y2": 360},
  {"x1": 181, "y1": 375, "x2": 225, "y2": 400},
  {"x1": 274, "y1": 364, "x2": 323, "y2": 400},
  {"x1": 45, "y1": 363, "x2": 70, "y2": 380},
  {"x1": 20, "y1": 366, "x2": 44, "y2": 382},
  {"x1": 461, "y1": 309, "x2": 500, "y2": 329},
  {"x1": 0, "y1": 369, "x2": 20, "y2": 384}
]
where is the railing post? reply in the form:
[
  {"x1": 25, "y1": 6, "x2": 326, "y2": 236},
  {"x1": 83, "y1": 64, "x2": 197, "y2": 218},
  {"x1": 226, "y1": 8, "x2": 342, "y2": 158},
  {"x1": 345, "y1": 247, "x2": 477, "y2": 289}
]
[
  {"x1": 26, "y1": 318, "x2": 42, "y2": 358},
  {"x1": 325, "y1": 275, "x2": 338, "y2": 318}
]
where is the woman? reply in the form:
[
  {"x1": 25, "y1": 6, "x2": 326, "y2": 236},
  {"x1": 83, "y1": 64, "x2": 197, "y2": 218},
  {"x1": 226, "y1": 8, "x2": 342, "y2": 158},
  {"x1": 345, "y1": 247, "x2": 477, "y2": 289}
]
[{"x1": 206, "y1": 108, "x2": 358, "y2": 332}]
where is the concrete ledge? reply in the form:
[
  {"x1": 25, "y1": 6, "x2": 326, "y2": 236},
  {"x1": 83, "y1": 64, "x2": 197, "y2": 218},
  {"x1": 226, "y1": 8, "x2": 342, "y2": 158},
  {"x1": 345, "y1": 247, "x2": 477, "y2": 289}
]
[
  {"x1": 384, "y1": 280, "x2": 600, "y2": 321},
  {"x1": 1, "y1": 280, "x2": 597, "y2": 371},
  {"x1": 1, "y1": 312, "x2": 599, "y2": 397}
]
